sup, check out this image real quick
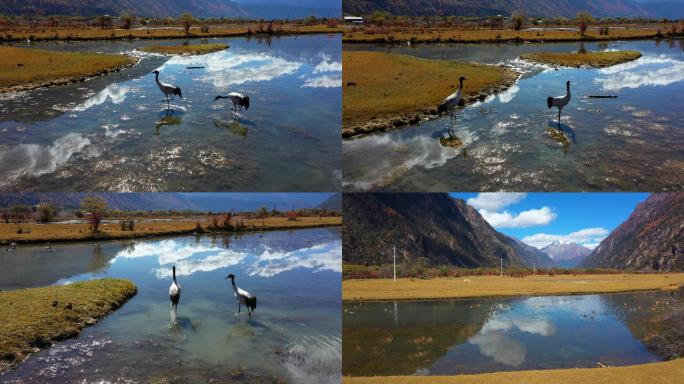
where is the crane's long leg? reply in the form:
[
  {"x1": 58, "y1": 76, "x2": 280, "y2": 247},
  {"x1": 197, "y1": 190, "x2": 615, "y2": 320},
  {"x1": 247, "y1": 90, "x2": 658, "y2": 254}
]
[{"x1": 558, "y1": 109, "x2": 562, "y2": 130}]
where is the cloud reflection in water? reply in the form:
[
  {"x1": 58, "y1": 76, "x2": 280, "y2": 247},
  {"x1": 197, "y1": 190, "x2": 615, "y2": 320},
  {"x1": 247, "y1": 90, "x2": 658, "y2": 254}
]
[{"x1": 113, "y1": 238, "x2": 341, "y2": 279}]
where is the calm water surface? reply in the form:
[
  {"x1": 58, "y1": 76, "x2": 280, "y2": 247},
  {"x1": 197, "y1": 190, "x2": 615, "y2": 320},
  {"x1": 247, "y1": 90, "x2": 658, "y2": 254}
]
[
  {"x1": 0, "y1": 34, "x2": 341, "y2": 191},
  {"x1": 0, "y1": 228, "x2": 341, "y2": 383},
  {"x1": 343, "y1": 39, "x2": 684, "y2": 191},
  {"x1": 343, "y1": 290, "x2": 677, "y2": 376}
]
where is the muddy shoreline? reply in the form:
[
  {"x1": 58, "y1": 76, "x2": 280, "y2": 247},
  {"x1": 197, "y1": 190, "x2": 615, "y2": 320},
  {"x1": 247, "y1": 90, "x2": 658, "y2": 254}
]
[
  {"x1": 343, "y1": 33, "x2": 682, "y2": 45},
  {"x1": 0, "y1": 56, "x2": 138, "y2": 94},
  {"x1": 0, "y1": 29, "x2": 341, "y2": 43},
  {"x1": 342, "y1": 68, "x2": 519, "y2": 139}
]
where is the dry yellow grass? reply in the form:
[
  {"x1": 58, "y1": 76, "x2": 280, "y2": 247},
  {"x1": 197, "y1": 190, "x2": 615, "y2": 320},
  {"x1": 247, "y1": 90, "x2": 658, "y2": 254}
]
[
  {"x1": 343, "y1": 274, "x2": 684, "y2": 301},
  {"x1": 344, "y1": 26, "x2": 665, "y2": 44},
  {"x1": 0, "y1": 45, "x2": 135, "y2": 92},
  {"x1": 521, "y1": 50, "x2": 641, "y2": 67},
  {"x1": 0, "y1": 278, "x2": 136, "y2": 372},
  {"x1": 0, "y1": 216, "x2": 342, "y2": 243},
  {"x1": 343, "y1": 50, "x2": 517, "y2": 137},
  {"x1": 139, "y1": 43, "x2": 229, "y2": 55},
  {"x1": 1, "y1": 24, "x2": 341, "y2": 41},
  {"x1": 343, "y1": 357, "x2": 684, "y2": 384}
]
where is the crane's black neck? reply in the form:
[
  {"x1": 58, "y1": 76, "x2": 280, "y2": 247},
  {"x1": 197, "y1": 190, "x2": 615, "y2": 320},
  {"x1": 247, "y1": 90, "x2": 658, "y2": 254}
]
[
  {"x1": 459, "y1": 78, "x2": 464, "y2": 88},
  {"x1": 172, "y1": 266, "x2": 176, "y2": 282}
]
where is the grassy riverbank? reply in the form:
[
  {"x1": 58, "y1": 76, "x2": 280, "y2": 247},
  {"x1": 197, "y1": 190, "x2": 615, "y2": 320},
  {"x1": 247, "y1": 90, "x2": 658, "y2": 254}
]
[
  {"x1": 0, "y1": 45, "x2": 136, "y2": 93},
  {"x1": 0, "y1": 24, "x2": 341, "y2": 42},
  {"x1": 343, "y1": 26, "x2": 677, "y2": 44},
  {"x1": 521, "y1": 50, "x2": 641, "y2": 67},
  {"x1": 342, "y1": 274, "x2": 684, "y2": 301},
  {"x1": 343, "y1": 357, "x2": 684, "y2": 384},
  {"x1": 0, "y1": 278, "x2": 136, "y2": 373},
  {"x1": 0, "y1": 216, "x2": 342, "y2": 244},
  {"x1": 139, "y1": 43, "x2": 229, "y2": 55},
  {"x1": 342, "y1": 51, "x2": 517, "y2": 138}
]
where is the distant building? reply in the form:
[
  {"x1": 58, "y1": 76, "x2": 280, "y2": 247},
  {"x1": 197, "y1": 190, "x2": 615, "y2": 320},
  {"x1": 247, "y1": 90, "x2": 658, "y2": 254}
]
[{"x1": 344, "y1": 16, "x2": 364, "y2": 25}]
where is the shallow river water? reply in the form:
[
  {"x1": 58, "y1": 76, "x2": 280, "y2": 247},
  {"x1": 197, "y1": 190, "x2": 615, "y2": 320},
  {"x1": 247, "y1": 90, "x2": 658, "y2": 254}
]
[
  {"x1": 0, "y1": 228, "x2": 342, "y2": 384},
  {"x1": 343, "y1": 39, "x2": 684, "y2": 191},
  {"x1": 0, "y1": 34, "x2": 342, "y2": 192},
  {"x1": 343, "y1": 289, "x2": 679, "y2": 376}
]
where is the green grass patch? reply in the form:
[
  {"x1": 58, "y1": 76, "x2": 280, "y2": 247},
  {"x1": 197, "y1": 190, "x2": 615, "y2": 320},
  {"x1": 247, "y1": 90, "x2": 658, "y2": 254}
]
[
  {"x1": 0, "y1": 45, "x2": 135, "y2": 92},
  {"x1": 0, "y1": 278, "x2": 136, "y2": 371},
  {"x1": 343, "y1": 51, "x2": 517, "y2": 137},
  {"x1": 139, "y1": 43, "x2": 229, "y2": 55},
  {"x1": 521, "y1": 50, "x2": 641, "y2": 68}
]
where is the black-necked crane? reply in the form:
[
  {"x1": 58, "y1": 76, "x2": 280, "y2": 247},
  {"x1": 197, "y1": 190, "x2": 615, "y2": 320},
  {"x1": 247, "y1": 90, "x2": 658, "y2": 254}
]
[
  {"x1": 214, "y1": 92, "x2": 250, "y2": 114},
  {"x1": 152, "y1": 70, "x2": 182, "y2": 106},
  {"x1": 169, "y1": 265, "x2": 181, "y2": 310},
  {"x1": 547, "y1": 80, "x2": 571, "y2": 129},
  {"x1": 438, "y1": 76, "x2": 467, "y2": 125},
  {"x1": 225, "y1": 273, "x2": 257, "y2": 318}
]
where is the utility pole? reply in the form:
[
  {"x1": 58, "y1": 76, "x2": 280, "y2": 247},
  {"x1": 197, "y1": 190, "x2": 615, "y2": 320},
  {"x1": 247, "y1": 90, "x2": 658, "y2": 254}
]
[
  {"x1": 533, "y1": 262, "x2": 536, "y2": 275},
  {"x1": 500, "y1": 257, "x2": 503, "y2": 277},
  {"x1": 393, "y1": 245, "x2": 397, "y2": 282}
]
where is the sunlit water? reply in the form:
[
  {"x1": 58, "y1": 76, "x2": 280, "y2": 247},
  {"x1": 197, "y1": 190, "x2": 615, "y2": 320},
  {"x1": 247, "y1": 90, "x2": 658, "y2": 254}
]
[
  {"x1": 343, "y1": 290, "x2": 678, "y2": 376},
  {"x1": 0, "y1": 34, "x2": 341, "y2": 191},
  {"x1": 0, "y1": 228, "x2": 341, "y2": 383},
  {"x1": 343, "y1": 39, "x2": 684, "y2": 191}
]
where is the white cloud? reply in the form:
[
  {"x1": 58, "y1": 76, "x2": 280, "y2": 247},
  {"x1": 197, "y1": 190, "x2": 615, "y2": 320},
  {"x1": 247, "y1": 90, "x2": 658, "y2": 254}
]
[
  {"x1": 522, "y1": 227, "x2": 609, "y2": 249},
  {"x1": 479, "y1": 206, "x2": 556, "y2": 228},
  {"x1": 467, "y1": 193, "x2": 527, "y2": 211},
  {"x1": 0, "y1": 133, "x2": 91, "y2": 185},
  {"x1": 302, "y1": 74, "x2": 342, "y2": 88},
  {"x1": 313, "y1": 60, "x2": 342, "y2": 73},
  {"x1": 467, "y1": 193, "x2": 555, "y2": 229},
  {"x1": 595, "y1": 55, "x2": 684, "y2": 91},
  {"x1": 157, "y1": 51, "x2": 302, "y2": 88}
]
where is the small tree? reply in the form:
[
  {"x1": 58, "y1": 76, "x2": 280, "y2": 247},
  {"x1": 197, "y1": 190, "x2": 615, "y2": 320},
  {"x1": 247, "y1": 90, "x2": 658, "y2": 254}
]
[
  {"x1": 179, "y1": 12, "x2": 194, "y2": 35},
  {"x1": 511, "y1": 11, "x2": 526, "y2": 31},
  {"x1": 36, "y1": 202, "x2": 59, "y2": 223},
  {"x1": 488, "y1": 15, "x2": 504, "y2": 30},
  {"x1": 80, "y1": 196, "x2": 108, "y2": 232},
  {"x1": 368, "y1": 11, "x2": 391, "y2": 26},
  {"x1": 121, "y1": 13, "x2": 136, "y2": 30},
  {"x1": 10, "y1": 205, "x2": 31, "y2": 223},
  {"x1": 576, "y1": 12, "x2": 594, "y2": 36},
  {"x1": 256, "y1": 206, "x2": 269, "y2": 219},
  {"x1": 97, "y1": 15, "x2": 113, "y2": 29}
]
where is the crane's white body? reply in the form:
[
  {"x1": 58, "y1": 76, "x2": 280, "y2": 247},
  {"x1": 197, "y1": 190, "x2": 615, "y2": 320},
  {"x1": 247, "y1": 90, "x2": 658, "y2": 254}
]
[
  {"x1": 153, "y1": 70, "x2": 182, "y2": 105},
  {"x1": 227, "y1": 274, "x2": 257, "y2": 317},
  {"x1": 548, "y1": 81, "x2": 571, "y2": 128},
  {"x1": 438, "y1": 77, "x2": 466, "y2": 125},
  {"x1": 215, "y1": 92, "x2": 250, "y2": 113},
  {"x1": 169, "y1": 266, "x2": 181, "y2": 309}
]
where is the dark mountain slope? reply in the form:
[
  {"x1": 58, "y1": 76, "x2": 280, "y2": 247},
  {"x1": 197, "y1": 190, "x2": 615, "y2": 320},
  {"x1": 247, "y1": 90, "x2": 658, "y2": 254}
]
[
  {"x1": 0, "y1": 193, "x2": 199, "y2": 211},
  {"x1": 0, "y1": 0, "x2": 248, "y2": 18},
  {"x1": 582, "y1": 193, "x2": 684, "y2": 271},
  {"x1": 317, "y1": 193, "x2": 342, "y2": 211},
  {"x1": 344, "y1": 0, "x2": 654, "y2": 18},
  {"x1": 343, "y1": 193, "x2": 553, "y2": 268}
]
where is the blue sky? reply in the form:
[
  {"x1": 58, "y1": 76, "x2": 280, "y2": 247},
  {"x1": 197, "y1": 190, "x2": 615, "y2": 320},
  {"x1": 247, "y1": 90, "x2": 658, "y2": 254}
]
[{"x1": 450, "y1": 193, "x2": 649, "y2": 249}]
